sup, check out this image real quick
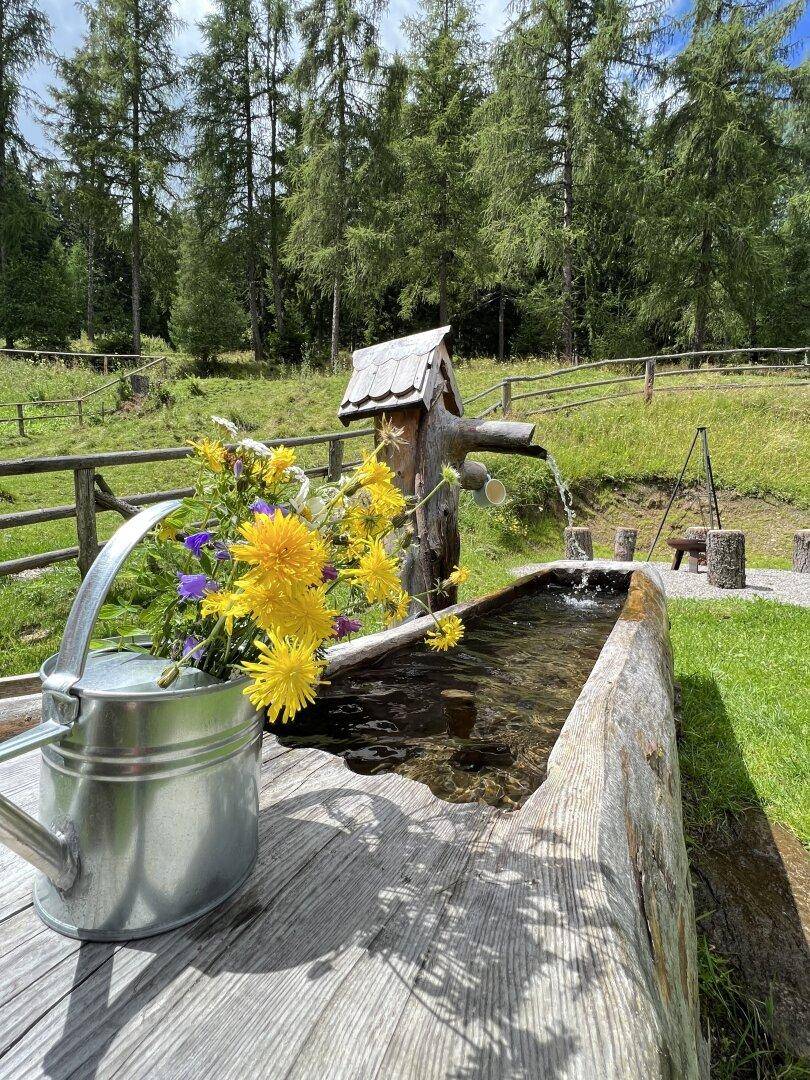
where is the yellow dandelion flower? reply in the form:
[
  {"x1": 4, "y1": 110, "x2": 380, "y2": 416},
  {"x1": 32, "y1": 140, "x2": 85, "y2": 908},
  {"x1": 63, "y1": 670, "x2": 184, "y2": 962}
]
[
  {"x1": 355, "y1": 452, "x2": 395, "y2": 489},
  {"x1": 446, "y1": 565, "x2": 470, "y2": 587},
  {"x1": 367, "y1": 480, "x2": 406, "y2": 518},
  {"x1": 263, "y1": 445, "x2": 297, "y2": 484},
  {"x1": 344, "y1": 503, "x2": 388, "y2": 541},
  {"x1": 344, "y1": 539, "x2": 400, "y2": 603},
  {"x1": 232, "y1": 511, "x2": 328, "y2": 589},
  {"x1": 155, "y1": 519, "x2": 178, "y2": 541},
  {"x1": 385, "y1": 589, "x2": 411, "y2": 625},
  {"x1": 200, "y1": 590, "x2": 251, "y2": 636},
  {"x1": 272, "y1": 584, "x2": 337, "y2": 645},
  {"x1": 425, "y1": 614, "x2": 464, "y2": 652},
  {"x1": 239, "y1": 579, "x2": 285, "y2": 633},
  {"x1": 242, "y1": 633, "x2": 324, "y2": 722},
  {"x1": 189, "y1": 437, "x2": 227, "y2": 473}
]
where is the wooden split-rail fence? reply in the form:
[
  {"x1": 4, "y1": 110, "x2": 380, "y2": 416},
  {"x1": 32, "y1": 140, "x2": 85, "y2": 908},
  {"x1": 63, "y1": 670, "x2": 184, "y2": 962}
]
[
  {"x1": 462, "y1": 346, "x2": 810, "y2": 417},
  {"x1": 0, "y1": 355, "x2": 169, "y2": 435},
  {"x1": 0, "y1": 427, "x2": 373, "y2": 580}
]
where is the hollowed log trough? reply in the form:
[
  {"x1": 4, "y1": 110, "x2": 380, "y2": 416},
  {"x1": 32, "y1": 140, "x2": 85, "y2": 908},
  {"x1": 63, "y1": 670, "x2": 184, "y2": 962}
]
[
  {"x1": 324, "y1": 561, "x2": 708, "y2": 1078},
  {"x1": 0, "y1": 563, "x2": 708, "y2": 1077}
]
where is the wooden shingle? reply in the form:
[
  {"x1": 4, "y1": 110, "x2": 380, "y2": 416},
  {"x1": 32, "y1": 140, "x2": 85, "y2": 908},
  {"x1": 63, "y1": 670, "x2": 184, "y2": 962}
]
[{"x1": 338, "y1": 326, "x2": 462, "y2": 425}]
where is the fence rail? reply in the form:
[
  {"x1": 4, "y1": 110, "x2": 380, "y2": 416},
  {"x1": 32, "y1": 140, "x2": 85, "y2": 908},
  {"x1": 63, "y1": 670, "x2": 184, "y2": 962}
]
[
  {"x1": 0, "y1": 426, "x2": 373, "y2": 579},
  {"x1": 0, "y1": 356, "x2": 169, "y2": 435},
  {"x1": 461, "y1": 346, "x2": 810, "y2": 418},
  {"x1": 0, "y1": 348, "x2": 151, "y2": 373}
]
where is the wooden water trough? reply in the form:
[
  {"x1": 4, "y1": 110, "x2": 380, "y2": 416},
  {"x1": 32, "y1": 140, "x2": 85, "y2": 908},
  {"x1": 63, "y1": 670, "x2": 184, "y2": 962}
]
[{"x1": 0, "y1": 561, "x2": 706, "y2": 1078}]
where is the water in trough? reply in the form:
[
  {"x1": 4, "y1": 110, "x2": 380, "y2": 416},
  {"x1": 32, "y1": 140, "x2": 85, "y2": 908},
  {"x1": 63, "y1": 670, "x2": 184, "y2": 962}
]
[{"x1": 270, "y1": 584, "x2": 623, "y2": 810}]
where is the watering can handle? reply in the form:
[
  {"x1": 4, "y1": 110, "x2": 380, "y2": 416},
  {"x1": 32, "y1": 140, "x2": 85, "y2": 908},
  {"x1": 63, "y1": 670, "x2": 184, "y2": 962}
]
[{"x1": 40, "y1": 499, "x2": 183, "y2": 727}]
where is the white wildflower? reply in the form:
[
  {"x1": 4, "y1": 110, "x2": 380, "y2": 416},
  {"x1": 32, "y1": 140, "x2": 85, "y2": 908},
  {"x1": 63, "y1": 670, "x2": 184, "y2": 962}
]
[
  {"x1": 211, "y1": 415, "x2": 239, "y2": 437},
  {"x1": 237, "y1": 437, "x2": 272, "y2": 458}
]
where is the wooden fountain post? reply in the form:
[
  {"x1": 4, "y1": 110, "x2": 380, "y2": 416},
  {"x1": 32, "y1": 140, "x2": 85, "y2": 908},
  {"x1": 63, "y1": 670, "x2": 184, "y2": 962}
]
[{"x1": 338, "y1": 327, "x2": 547, "y2": 608}]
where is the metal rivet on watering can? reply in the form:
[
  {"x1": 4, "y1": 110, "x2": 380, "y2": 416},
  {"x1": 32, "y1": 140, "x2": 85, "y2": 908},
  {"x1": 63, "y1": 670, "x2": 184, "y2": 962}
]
[{"x1": 0, "y1": 502, "x2": 263, "y2": 941}]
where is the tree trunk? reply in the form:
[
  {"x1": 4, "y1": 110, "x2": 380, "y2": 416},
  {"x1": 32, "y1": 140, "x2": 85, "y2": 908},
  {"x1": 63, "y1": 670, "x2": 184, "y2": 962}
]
[
  {"x1": 564, "y1": 526, "x2": 593, "y2": 560},
  {"x1": 130, "y1": 0, "x2": 142, "y2": 357},
  {"x1": 498, "y1": 286, "x2": 505, "y2": 362},
  {"x1": 614, "y1": 527, "x2": 637, "y2": 561},
  {"x1": 559, "y1": 7, "x2": 576, "y2": 366},
  {"x1": 330, "y1": 277, "x2": 341, "y2": 371},
  {"x1": 706, "y1": 529, "x2": 745, "y2": 589},
  {"x1": 438, "y1": 259, "x2": 448, "y2": 326},
  {"x1": 244, "y1": 33, "x2": 264, "y2": 370},
  {"x1": 86, "y1": 224, "x2": 95, "y2": 344},
  {"x1": 792, "y1": 530, "x2": 810, "y2": 574},
  {"x1": 268, "y1": 31, "x2": 285, "y2": 339},
  {"x1": 692, "y1": 224, "x2": 711, "y2": 361}
]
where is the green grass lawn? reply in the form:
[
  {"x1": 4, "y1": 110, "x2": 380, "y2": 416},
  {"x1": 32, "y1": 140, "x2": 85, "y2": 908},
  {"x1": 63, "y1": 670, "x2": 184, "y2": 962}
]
[
  {"x1": 670, "y1": 598, "x2": 809, "y2": 846},
  {"x1": 0, "y1": 351, "x2": 805, "y2": 679}
]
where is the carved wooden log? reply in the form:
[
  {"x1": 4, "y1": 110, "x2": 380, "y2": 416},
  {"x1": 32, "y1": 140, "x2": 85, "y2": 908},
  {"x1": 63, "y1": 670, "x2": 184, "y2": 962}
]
[
  {"x1": 707, "y1": 529, "x2": 746, "y2": 588},
  {"x1": 327, "y1": 564, "x2": 708, "y2": 1077},
  {"x1": 564, "y1": 526, "x2": 593, "y2": 560},
  {"x1": 792, "y1": 530, "x2": 810, "y2": 573},
  {"x1": 379, "y1": 392, "x2": 545, "y2": 609},
  {"x1": 614, "y1": 526, "x2": 637, "y2": 561}
]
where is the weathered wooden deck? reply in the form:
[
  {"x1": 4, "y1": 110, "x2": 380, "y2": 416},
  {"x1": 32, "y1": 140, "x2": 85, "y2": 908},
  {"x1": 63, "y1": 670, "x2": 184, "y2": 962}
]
[{"x1": 0, "y1": 568, "x2": 707, "y2": 1078}]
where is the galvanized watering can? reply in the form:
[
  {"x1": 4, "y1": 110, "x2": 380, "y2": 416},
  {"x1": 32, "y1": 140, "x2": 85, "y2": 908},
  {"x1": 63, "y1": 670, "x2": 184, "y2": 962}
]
[{"x1": 0, "y1": 501, "x2": 262, "y2": 941}]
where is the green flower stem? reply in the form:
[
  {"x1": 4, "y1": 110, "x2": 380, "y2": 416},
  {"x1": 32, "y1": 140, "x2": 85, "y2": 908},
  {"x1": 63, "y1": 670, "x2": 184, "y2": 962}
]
[{"x1": 406, "y1": 476, "x2": 452, "y2": 518}]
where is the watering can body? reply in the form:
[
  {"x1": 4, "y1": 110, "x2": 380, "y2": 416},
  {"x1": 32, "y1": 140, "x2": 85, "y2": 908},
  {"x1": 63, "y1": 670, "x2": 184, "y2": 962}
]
[{"x1": 0, "y1": 502, "x2": 263, "y2": 941}]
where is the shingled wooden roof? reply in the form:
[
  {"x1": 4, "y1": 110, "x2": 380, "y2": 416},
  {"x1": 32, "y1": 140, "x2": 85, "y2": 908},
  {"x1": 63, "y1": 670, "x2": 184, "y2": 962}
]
[{"x1": 338, "y1": 326, "x2": 463, "y2": 425}]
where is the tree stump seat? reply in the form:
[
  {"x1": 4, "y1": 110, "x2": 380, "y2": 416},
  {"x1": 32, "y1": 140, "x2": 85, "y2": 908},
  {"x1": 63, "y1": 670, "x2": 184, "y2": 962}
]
[{"x1": 666, "y1": 536, "x2": 707, "y2": 571}]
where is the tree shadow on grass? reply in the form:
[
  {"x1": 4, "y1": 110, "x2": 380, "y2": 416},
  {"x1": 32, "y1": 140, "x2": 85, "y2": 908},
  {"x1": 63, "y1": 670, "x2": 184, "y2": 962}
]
[{"x1": 677, "y1": 674, "x2": 809, "y2": 1063}]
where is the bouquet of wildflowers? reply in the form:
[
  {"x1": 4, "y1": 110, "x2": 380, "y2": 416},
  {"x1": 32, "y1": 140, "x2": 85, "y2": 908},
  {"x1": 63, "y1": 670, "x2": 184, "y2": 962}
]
[{"x1": 126, "y1": 416, "x2": 467, "y2": 723}]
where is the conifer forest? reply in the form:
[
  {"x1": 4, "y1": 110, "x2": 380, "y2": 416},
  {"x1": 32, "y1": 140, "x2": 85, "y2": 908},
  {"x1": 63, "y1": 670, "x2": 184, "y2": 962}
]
[{"x1": 0, "y1": 0, "x2": 807, "y2": 364}]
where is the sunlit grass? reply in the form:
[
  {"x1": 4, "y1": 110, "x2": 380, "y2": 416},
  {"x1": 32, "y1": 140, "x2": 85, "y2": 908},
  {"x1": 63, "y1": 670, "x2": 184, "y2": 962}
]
[{"x1": 670, "y1": 598, "x2": 810, "y2": 845}]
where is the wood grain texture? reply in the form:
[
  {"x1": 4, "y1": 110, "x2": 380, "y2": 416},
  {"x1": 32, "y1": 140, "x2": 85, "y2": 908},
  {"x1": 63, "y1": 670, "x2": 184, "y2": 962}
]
[{"x1": 0, "y1": 564, "x2": 706, "y2": 1079}]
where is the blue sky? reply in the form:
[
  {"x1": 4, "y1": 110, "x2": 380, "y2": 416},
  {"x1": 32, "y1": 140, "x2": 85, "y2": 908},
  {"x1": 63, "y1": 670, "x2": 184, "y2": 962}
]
[{"x1": 21, "y1": 0, "x2": 810, "y2": 152}]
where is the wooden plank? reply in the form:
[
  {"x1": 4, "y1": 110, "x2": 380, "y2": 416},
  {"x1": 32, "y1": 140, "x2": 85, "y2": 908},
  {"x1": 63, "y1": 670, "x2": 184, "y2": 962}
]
[
  {"x1": 0, "y1": 674, "x2": 40, "y2": 699},
  {"x1": 0, "y1": 566, "x2": 707, "y2": 1079},
  {"x1": 74, "y1": 467, "x2": 99, "y2": 577},
  {"x1": 0, "y1": 429, "x2": 374, "y2": 478}
]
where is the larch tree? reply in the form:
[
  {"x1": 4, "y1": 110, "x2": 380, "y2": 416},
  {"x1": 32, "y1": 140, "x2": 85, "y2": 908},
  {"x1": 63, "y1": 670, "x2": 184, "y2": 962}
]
[
  {"x1": 286, "y1": 0, "x2": 387, "y2": 368},
  {"x1": 50, "y1": 38, "x2": 119, "y2": 344},
  {"x1": 192, "y1": 0, "x2": 274, "y2": 366},
  {"x1": 476, "y1": 0, "x2": 657, "y2": 361},
  {"x1": 170, "y1": 213, "x2": 248, "y2": 365},
  {"x1": 638, "y1": 0, "x2": 804, "y2": 353},
  {"x1": 396, "y1": 0, "x2": 486, "y2": 327},
  {"x1": 0, "y1": 0, "x2": 50, "y2": 345},
  {"x1": 87, "y1": 0, "x2": 182, "y2": 355},
  {"x1": 262, "y1": 0, "x2": 294, "y2": 340}
]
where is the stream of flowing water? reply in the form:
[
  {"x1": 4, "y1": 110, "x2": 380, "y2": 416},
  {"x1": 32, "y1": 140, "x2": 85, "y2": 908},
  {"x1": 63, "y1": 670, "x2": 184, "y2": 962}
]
[{"x1": 545, "y1": 452, "x2": 591, "y2": 566}]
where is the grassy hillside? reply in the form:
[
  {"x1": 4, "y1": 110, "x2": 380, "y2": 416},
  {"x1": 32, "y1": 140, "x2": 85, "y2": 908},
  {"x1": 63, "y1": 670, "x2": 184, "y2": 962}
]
[{"x1": 0, "y1": 352, "x2": 806, "y2": 676}]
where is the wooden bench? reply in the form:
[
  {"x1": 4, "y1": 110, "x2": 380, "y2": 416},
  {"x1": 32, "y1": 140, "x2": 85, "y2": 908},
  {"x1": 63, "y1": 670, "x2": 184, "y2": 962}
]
[{"x1": 666, "y1": 536, "x2": 707, "y2": 572}]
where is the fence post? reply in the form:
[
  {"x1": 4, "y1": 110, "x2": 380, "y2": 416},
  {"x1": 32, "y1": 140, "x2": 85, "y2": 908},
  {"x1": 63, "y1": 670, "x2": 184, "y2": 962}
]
[
  {"x1": 328, "y1": 438, "x2": 344, "y2": 482},
  {"x1": 643, "y1": 359, "x2": 656, "y2": 404},
  {"x1": 501, "y1": 379, "x2": 512, "y2": 416},
  {"x1": 16, "y1": 404, "x2": 25, "y2": 437},
  {"x1": 74, "y1": 467, "x2": 99, "y2": 578},
  {"x1": 77, "y1": 398, "x2": 84, "y2": 426},
  {"x1": 102, "y1": 355, "x2": 109, "y2": 376}
]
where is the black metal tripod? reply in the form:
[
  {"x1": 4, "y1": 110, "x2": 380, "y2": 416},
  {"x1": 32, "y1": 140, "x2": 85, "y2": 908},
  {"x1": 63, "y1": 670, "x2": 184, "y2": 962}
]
[{"x1": 646, "y1": 427, "x2": 722, "y2": 561}]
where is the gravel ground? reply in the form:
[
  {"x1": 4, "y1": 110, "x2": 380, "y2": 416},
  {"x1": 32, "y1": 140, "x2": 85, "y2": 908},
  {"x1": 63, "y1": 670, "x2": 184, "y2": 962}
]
[{"x1": 510, "y1": 561, "x2": 810, "y2": 608}]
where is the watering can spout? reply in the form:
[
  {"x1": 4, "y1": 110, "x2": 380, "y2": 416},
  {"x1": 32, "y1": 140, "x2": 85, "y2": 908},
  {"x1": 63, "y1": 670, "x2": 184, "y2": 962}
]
[{"x1": 0, "y1": 719, "x2": 80, "y2": 890}]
